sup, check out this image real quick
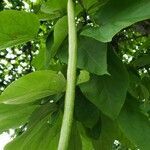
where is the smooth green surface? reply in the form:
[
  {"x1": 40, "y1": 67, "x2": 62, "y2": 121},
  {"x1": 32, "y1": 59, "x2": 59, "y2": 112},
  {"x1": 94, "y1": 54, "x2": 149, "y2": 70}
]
[
  {"x1": 5, "y1": 104, "x2": 62, "y2": 150},
  {"x1": 77, "y1": 123, "x2": 94, "y2": 150},
  {"x1": 0, "y1": 70, "x2": 66, "y2": 104},
  {"x1": 0, "y1": 104, "x2": 36, "y2": 134},
  {"x1": 77, "y1": 70, "x2": 90, "y2": 85},
  {"x1": 50, "y1": 15, "x2": 68, "y2": 57},
  {"x1": 78, "y1": 0, "x2": 107, "y2": 14},
  {"x1": 81, "y1": 0, "x2": 99, "y2": 10},
  {"x1": 80, "y1": 50, "x2": 129, "y2": 119},
  {"x1": 74, "y1": 89, "x2": 100, "y2": 128},
  {"x1": 118, "y1": 98, "x2": 150, "y2": 150},
  {"x1": 132, "y1": 54, "x2": 150, "y2": 68},
  {"x1": 96, "y1": 115, "x2": 133, "y2": 150},
  {"x1": 97, "y1": 115, "x2": 118, "y2": 150},
  {"x1": 32, "y1": 39, "x2": 48, "y2": 70},
  {"x1": 68, "y1": 122, "x2": 82, "y2": 150},
  {"x1": 58, "y1": 36, "x2": 108, "y2": 75},
  {"x1": 5, "y1": 104, "x2": 82, "y2": 150},
  {"x1": 0, "y1": 10, "x2": 39, "y2": 50},
  {"x1": 41, "y1": 0, "x2": 67, "y2": 15},
  {"x1": 82, "y1": 0, "x2": 150, "y2": 42},
  {"x1": 77, "y1": 119, "x2": 101, "y2": 150}
]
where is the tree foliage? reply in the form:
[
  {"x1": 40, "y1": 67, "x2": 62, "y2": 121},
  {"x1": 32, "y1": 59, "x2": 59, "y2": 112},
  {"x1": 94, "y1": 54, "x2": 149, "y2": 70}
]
[{"x1": 0, "y1": 0, "x2": 150, "y2": 150}]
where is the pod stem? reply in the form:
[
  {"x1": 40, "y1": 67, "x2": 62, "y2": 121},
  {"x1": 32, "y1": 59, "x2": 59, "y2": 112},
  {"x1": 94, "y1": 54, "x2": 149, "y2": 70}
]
[{"x1": 58, "y1": 0, "x2": 77, "y2": 150}]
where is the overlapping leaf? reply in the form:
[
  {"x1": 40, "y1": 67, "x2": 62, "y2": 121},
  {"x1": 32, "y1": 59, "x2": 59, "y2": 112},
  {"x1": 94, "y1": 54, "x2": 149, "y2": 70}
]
[
  {"x1": 58, "y1": 36, "x2": 108, "y2": 75},
  {"x1": 0, "y1": 104, "x2": 37, "y2": 134},
  {"x1": 132, "y1": 54, "x2": 150, "y2": 68},
  {"x1": 41, "y1": 0, "x2": 67, "y2": 15},
  {"x1": 118, "y1": 97, "x2": 150, "y2": 150},
  {"x1": 82, "y1": 0, "x2": 150, "y2": 42},
  {"x1": 80, "y1": 49, "x2": 129, "y2": 119},
  {"x1": 5, "y1": 103, "x2": 62, "y2": 150},
  {"x1": 0, "y1": 70, "x2": 66, "y2": 104},
  {"x1": 0, "y1": 10, "x2": 39, "y2": 50},
  {"x1": 5, "y1": 103, "x2": 82, "y2": 150},
  {"x1": 50, "y1": 15, "x2": 68, "y2": 58},
  {"x1": 32, "y1": 39, "x2": 49, "y2": 70},
  {"x1": 74, "y1": 88, "x2": 100, "y2": 128}
]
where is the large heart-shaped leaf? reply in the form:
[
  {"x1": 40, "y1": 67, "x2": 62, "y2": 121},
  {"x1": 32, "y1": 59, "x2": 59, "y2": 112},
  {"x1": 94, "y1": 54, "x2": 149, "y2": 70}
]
[
  {"x1": 0, "y1": 104, "x2": 37, "y2": 134},
  {"x1": 68, "y1": 122, "x2": 82, "y2": 150},
  {"x1": 58, "y1": 36, "x2": 108, "y2": 75},
  {"x1": 5, "y1": 103, "x2": 82, "y2": 150},
  {"x1": 5, "y1": 103, "x2": 62, "y2": 150},
  {"x1": 82, "y1": 0, "x2": 150, "y2": 42},
  {"x1": 0, "y1": 70, "x2": 66, "y2": 104},
  {"x1": 49, "y1": 15, "x2": 68, "y2": 58},
  {"x1": 77, "y1": 123, "x2": 94, "y2": 150},
  {"x1": 80, "y1": 49, "x2": 129, "y2": 119},
  {"x1": 41, "y1": 0, "x2": 67, "y2": 15},
  {"x1": 118, "y1": 97, "x2": 150, "y2": 150},
  {"x1": 0, "y1": 10, "x2": 40, "y2": 50},
  {"x1": 97, "y1": 114, "x2": 134, "y2": 150},
  {"x1": 132, "y1": 54, "x2": 150, "y2": 68},
  {"x1": 77, "y1": 120, "x2": 101, "y2": 150},
  {"x1": 74, "y1": 88, "x2": 100, "y2": 128},
  {"x1": 32, "y1": 39, "x2": 48, "y2": 70}
]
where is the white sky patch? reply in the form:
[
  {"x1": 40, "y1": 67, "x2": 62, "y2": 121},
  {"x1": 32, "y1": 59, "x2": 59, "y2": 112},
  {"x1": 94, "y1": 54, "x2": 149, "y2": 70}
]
[
  {"x1": 0, "y1": 59, "x2": 8, "y2": 65},
  {"x1": 30, "y1": 0, "x2": 37, "y2": 2},
  {"x1": 3, "y1": 0, "x2": 12, "y2": 8},
  {"x1": 0, "y1": 132, "x2": 12, "y2": 150},
  {"x1": 22, "y1": 1, "x2": 30, "y2": 11}
]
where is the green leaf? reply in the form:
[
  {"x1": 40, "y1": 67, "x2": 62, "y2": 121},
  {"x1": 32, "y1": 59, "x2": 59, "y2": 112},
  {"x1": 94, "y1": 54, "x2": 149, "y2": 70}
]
[
  {"x1": 78, "y1": 115, "x2": 133, "y2": 150},
  {"x1": 41, "y1": 0, "x2": 67, "y2": 15},
  {"x1": 79, "y1": 0, "x2": 97, "y2": 9},
  {"x1": 77, "y1": 70, "x2": 90, "y2": 85},
  {"x1": 35, "y1": 20, "x2": 67, "y2": 70},
  {"x1": 32, "y1": 39, "x2": 49, "y2": 70},
  {"x1": 132, "y1": 54, "x2": 150, "y2": 68},
  {"x1": 37, "y1": 11, "x2": 61, "y2": 21},
  {"x1": 32, "y1": 33, "x2": 57, "y2": 70},
  {"x1": 58, "y1": 36, "x2": 108, "y2": 75},
  {"x1": 27, "y1": 103, "x2": 58, "y2": 128},
  {"x1": 118, "y1": 97, "x2": 150, "y2": 150},
  {"x1": 82, "y1": 0, "x2": 150, "y2": 42},
  {"x1": 96, "y1": 115, "x2": 134, "y2": 150},
  {"x1": 68, "y1": 121, "x2": 82, "y2": 150},
  {"x1": 0, "y1": 104, "x2": 36, "y2": 133},
  {"x1": 0, "y1": 70, "x2": 66, "y2": 104},
  {"x1": 128, "y1": 69, "x2": 141, "y2": 98},
  {"x1": 85, "y1": 118, "x2": 101, "y2": 140},
  {"x1": 139, "y1": 84, "x2": 150, "y2": 101},
  {"x1": 74, "y1": 88, "x2": 100, "y2": 128},
  {"x1": 50, "y1": 15, "x2": 68, "y2": 57},
  {"x1": 5, "y1": 103, "x2": 82, "y2": 150},
  {"x1": 77, "y1": 120, "x2": 101, "y2": 150},
  {"x1": 96, "y1": 115, "x2": 118, "y2": 149},
  {"x1": 78, "y1": 0, "x2": 107, "y2": 14},
  {"x1": 5, "y1": 104, "x2": 62, "y2": 150},
  {"x1": 140, "y1": 102, "x2": 150, "y2": 114},
  {"x1": 0, "y1": 10, "x2": 40, "y2": 50},
  {"x1": 80, "y1": 49, "x2": 129, "y2": 119},
  {"x1": 142, "y1": 77, "x2": 150, "y2": 93},
  {"x1": 128, "y1": 70, "x2": 150, "y2": 101},
  {"x1": 77, "y1": 123, "x2": 94, "y2": 150},
  {"x1": 87, "y1": 0, "x2": 106, "y2": 10}
]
